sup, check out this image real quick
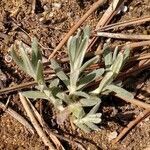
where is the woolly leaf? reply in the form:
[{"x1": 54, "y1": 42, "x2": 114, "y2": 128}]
[
  {"x1": 103, "y1": 44, "x2": 113, "y2": 68},
  {"x1": 21, "y1": 91, "x2": 49, "y2": 100},
  {"x1": 77, "y1": 68, "x2": 105, "y2": 90},
  {"x1": 10, "y1": 46, "x2": 24, "y2": 70},
  {"x1": 91, "y1": 71, "x2": 114, "y2": 94},
  {"x1": 31, "y1": 38, "x2": 42, "y2": 70},
  {"x1": 112, "y1": 46, "x2": 118, "y2": 62},
  {"x1": 73, "y1": 91, "x2": 90, "y2": 99},
  {"x1": 36, "y1": 60, "x2": 44, "y2": 84},
  {"x1": 67, "y1": 36, "x2": 77, "y2": 70},
  {"x1": 104, "y1": 84, "x2": 134, "y2": 99},
  {"x1": 110, "y1": 53, "x2": 123, "y2": 74},
  {"x1": 80, "y1": 96, "x2": 100, "y2": 106},
  {"x1": 80, "y1": 55, "x2": 99, "y2": 73},
  {"x1": 51, "y1": 58, "x2": 69, "y2": 89},
  {"x1": 19, "y1": 42, "x2": 35, "y2": 78}
]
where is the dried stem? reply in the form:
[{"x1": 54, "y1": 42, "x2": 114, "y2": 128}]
[
  {"x1": 112, "y1": 109, "x2": 150, "y2": 144},
  {"x1": 97, "y1": 32, "x2": 150, "y2": 40},
  {"x1": 87, "y1": 0, "x2": 125, "y2": 51},
  {"x1": 115, "y1": 95, "x2": 150, "y2": 110},
  {"x1": 48, "y1": 0, "x2": 106, "y2": 59},
  {"x1": 0, "y1": 101, "x2": 35, "y2": 134},
  {"x1": 96, "y1": 16, "x2": 150, "y2": 31},
  {"x1": 19, "y1": 93, "x2": 56, "y2": 150},
  {"x1": 26, "y1": 99, "x2": 65, "y2": 150}
]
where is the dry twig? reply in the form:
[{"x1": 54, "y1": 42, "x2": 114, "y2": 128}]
[
  {"x1": 97, "y1": 32, "x2": 150, "y2": 40},
  {"x1": 26, "y1": 99, "x2": 65, "y2": 150},
  {"x1": 112, "y1": 109, "x2": 150, "y2": 144},
  {"x1": 87, "y1": 0, "x2": 125, "y2": 51},
  {"x1": 96, "y1": 16, "x2": 150, "y2": 31},
  {"x1": 0, "y1": 101, "x2": 35, "y2": 134},
  {"x1": 19, "y1": 93, "x2": 56, "y2": 150}
]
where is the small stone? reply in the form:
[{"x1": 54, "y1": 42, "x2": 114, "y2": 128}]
[
  {"x1": 108, "y1": 131, "x2": 118, "y2": 141},
  {"x1": 5, "y1": 54, "x2": 12, "y2": 63},
  {"x1": 122, "y1": 6, "x2": 128, "y2": 13},
  {"x1": 52, "y1": 3, "x2": 62, "y2": 9}
]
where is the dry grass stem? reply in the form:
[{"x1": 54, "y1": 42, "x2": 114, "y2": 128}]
[
  {"x1": 19, "y1": 93, "x2": 56, "y2": 150},
  {"x1": 0, "y1": 101, "x2": 35, "y2": 134},
  {"x1": 112, "y1": 109, "x2": 150, "y2": 144},
  {"x1": 96, "y1": 16, "x2": 150, "y2": 31},
  {"x1": 97, "y1": 32, "x2": 150, "y2": 40},
  {"x1": 26, "y1": 99, "x2": 65, "y2": 150}
]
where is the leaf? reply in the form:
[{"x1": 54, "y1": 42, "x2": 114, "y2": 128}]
[
  {"x1": 74, "y1": 105, "x2": 102, "y2": 132},
  {"x1": 49, "y1": 78, "x2": 59, "y2": 88},
  {"x1": 87, "y1": 102, "x2": 101, "y2": 115},
  {"x1": 10, "y1": 46, "x2": 24, "y2": 70},
  {"x1": 80, "y1": 55, "x2": 99, "y2": 73},
  {"x1": 67, "y1": 36, "x2": 77, "y2": 70},
  {"x1": 85, "y1": 122, "x2": 99, "y2": 131},
  {"x1": 123, "y1": 47, "x2": 130, "y2": 62},
  {"x1": 80, "y1": 96, "x2": 100, "y2": 106},
  {"x1": 71, "y1": 105, "x2": 85, "y2": 119},
  {"x1": 83, "y1": 25, "x2": 90, "y2": 39},
  {"x1": 75, "y1": 122, "x2": 91, "y2": 132},
  {"x1": 103, "y1": 44, "x2": 113, "y2": 68},
  {"x1": 110, "y1": 53, "x2": 123, "y2": 74},
  {"x1": 91, "y1": 71, "x2": 114, "y2": 94},
  {"x1": 51, "y1": 58, "x2": 70, "y2": 89},
  {"x1": 36, "y1": 60, "x2": 44, "y2": 84},
  {"x1": 112, "y1": 46, "x2": 118, "y2": 62},
  {"x1": 74, "y1": 37, "x2": 89, "y2": 70},
  {"x1": 104, "y1": 84, "x2": 134, "y2": 99},
  {"x1": 73, "y1": 91, "x2": 90, "y2": 99},
  {"x1": 77, "y1": 68, "x2": 105, "y2": 90},
  {"x1": 31, "y1": 37, "x2": 42, "y2": 70},
  {"x1": 19, "y1": 42, "x2": 35, "y2": 78},
  {"x1": 56, "y1": 92, "x2": 70, "y2": 104},
  {"x1": 70, "y1": 70, "x2": 80, "y2": 92},
  {"x1": 32, "y1": 38, "x2": 42, "y2": 60},
  {"x1": 21, "y1": 91, "x2": 49, "y2": 100}
]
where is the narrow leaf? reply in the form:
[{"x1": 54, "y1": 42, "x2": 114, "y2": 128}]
[
  {"x1": 36, "y1": 60, "x2": 44, "y2": 84},
  {"x1": 87, "y1": 102, "x2": 101, "y2": 115},
  {"x1": 51, "y1": 58, "x2": 69, "y2": 89},
  {"x1": 103, "y1": 44, "x2": 113, "y2": 68},
  {"x1": 77, "y1": 68, "x2": 105, "y2": 90},
  {"x1": 91, "y1": 71, "x2": 114, "y2": 94},
  {"x1": 80, "y1": 96, "x2": 100, "y2": 106},
  {"x1": 74, "y1": 37, "x2": 89, "y2": 69},
  {"x1": 10, "y1": 46, "x2": 24, "y2": 70},
  {"x1": 105, "y1": 84, "x2": 134, "y2": 99},
  {"x1": 112, "y1": 46, "x2": 118, "y2": 62},
  {"x1": 49, "y1": 78, "x2": 59, "y2": 88},
  {"x1": 75, "y1": 122, "x2": 91, "y2": 132},
  {"x1": 19, "y1": 42, "x2": 35, "y2": 78},
  {"x1": 31, "y1": 37, "x2": 42, "y2": 70},
  {"x1": 67, "y1": 36, "x2": 77, "y2": 70},
  {"x1": 110, "y1": 53, "x2": 123, "y2": 74},
  {"x1": 85, "y1": 122, "x2": 99, "y2": 131},
  {"x1": 73, "y1": 91, "x2": 90, "y2": 99},
  {"x1": 21, "y1": 91, "x2": 49, "y2": 100},
  {"x1": 80, "y1": 55, "x2": 99, "y2": 73}
]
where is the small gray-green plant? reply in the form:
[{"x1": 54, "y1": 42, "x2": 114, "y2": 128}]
[{"x1": 11, "y1": 26, "x2": 133, "y2": 132}]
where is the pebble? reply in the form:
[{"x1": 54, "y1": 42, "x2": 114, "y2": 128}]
[
  {"x1": 108, "y1": 131, "x2": 118, "y2": 141},
  {"x1": 52, "y1": 3, "x2": 62, "y2": 9},
  {"x1": 5, "y1": 54, "x2": 12, "y2": 63}
]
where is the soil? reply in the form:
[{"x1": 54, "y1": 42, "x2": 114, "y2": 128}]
[{"x1": 0, "y1": 0, "x2": 150, "y2": 150}]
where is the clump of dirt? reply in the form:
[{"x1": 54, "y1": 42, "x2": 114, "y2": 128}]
[{"x1": 0, "y1": 0, "x2": 150, "y2": 150}]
